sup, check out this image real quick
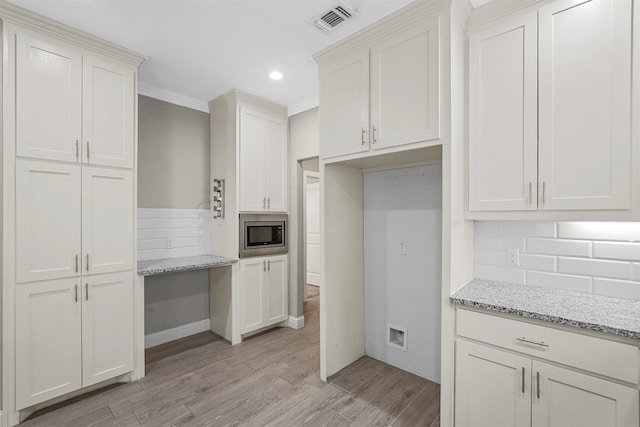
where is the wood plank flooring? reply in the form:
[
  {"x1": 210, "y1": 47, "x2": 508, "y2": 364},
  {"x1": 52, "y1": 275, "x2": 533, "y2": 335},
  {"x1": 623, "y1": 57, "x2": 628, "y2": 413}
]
[{"x1": 21, "y1": 291, "x2": 440, "y2": 426}]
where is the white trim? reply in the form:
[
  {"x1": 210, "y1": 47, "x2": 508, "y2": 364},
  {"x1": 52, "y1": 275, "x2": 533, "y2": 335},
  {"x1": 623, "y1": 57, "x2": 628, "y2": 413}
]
[
  {"x1": 138, "y1": 83, "x2": 209, "y2": 113},
  {"x1": 144, "y1": 319, "x2": 211, "y2": 349},
  {"x1": 287, "y1": 315, "x2": 305, "y2": 329},
  {"x1": 288, "y1": 97, "x2": 318, "y2": 117},
  {"x1": 0, "y1": 410, "x2": 3, "y2": 427}
]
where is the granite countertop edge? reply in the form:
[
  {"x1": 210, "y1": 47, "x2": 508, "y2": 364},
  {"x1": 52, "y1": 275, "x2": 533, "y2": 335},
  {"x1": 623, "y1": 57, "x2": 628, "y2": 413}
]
[
  {"x1": 451, "y1": 280, "x2": 640, "y2": 341},
  {"x1": 138, "y1": 254, "x2": 238, "y2": 277}
]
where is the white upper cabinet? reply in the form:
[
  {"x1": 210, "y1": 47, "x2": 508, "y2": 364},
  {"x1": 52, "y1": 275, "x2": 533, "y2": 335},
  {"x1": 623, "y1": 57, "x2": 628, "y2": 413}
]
[
  {"x1": 370, "y1": 19, "x2": 439, "y2": 149},
  {"x1": 537, "y1": 0, "x2": 631, "y2": 210},
  {"x1": 319, "y1": 50, "x2": 369, "y2": 159},
  {"x1": 468, "y1": 0, "x2": 632, "y2": 213},
  {"x1": 239, "y1": 105, "x2": 287, "y2": 213},
  {"x1": 82, "y1": 272, "x2": 133, "y2": 387},
  {"x1": 82, "y1": 168, "x2": 134, "y2": 275},
  {"x1": 15, "y1": 29, "x2": 135, "y2": 168},
  {"x1": 318, "y1": 15, "x2": 440, "y2": 160},
  {"x1": 16, "y1": 31, "x2": 82, "y2": 163},
  {"x1": 82, "y1": 56, "x2": 135, "y2": 168},
  {"x1": 468, "y1": 13, "x2": 538, "y2": 211},
  {"x1": 16, "y1": 160, "x2": 82, "y2": 283}
]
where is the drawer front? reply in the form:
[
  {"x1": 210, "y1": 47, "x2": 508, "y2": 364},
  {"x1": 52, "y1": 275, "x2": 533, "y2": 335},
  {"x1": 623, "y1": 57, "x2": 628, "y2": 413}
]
[{"x1": 457, "y1": 309, "x2": 638, "y2": 384}]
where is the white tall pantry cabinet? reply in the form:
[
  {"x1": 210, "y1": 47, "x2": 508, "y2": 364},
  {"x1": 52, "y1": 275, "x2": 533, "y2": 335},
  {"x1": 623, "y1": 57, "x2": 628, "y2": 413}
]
[{"x1": 1, "y1": 4, "x2": 145, "y2": 424}]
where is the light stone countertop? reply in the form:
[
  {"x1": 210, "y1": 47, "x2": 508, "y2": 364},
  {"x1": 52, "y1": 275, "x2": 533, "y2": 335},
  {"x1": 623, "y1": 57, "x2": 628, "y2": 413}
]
[
  {"x1": 451, "y1": 279, "x2": 640, "y2": 340},
  {"x1": 138, "y1": 254, "x2": 238, "y2": 276}
]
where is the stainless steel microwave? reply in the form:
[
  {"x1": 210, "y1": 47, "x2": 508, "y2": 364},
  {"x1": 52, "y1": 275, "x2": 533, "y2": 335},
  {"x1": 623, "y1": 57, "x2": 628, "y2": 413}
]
[{"x1": 239, "y1": 214, "x2": 287, "y2": 258}]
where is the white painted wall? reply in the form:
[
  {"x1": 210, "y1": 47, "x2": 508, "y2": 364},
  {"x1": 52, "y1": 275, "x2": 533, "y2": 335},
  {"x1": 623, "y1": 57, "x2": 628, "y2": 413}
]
[
  {"x1": 306, "y1": 177, "x2": 320, "y2": 287},
  {"x1": 288, "y1": 108, "x2": 319, "y2": 317},
  {"x1": 363, "y1": 164, "x2": 442, "y2": 382},
  {"x1": 474, "y1": 221, "x2": 640, "y2": 300}
]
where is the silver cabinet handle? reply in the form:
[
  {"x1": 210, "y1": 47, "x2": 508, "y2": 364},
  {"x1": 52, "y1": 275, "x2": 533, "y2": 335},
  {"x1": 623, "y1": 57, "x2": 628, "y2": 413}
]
[
  {"x1": 75, "y1": 284, "x2": 78, "y2": 303},
  {"x1": 541, "y1": 181, "x2": 546, "y2": 207},
  {"x1": 263, "y1": 260, "x2": 266, "y2": 272},
  {"x1": 75, "y1": 139, "x2": 79, "y2": 160},
  {"x1": 361, "y1": 128, "x2": 366, "y2": 145},
  {"x1": 263, "y1": 197, "x2": 266, "y2": 209},
  {"x1": 86, "y1": 254, "x2": 90, "y2": 271},
  {"x1": 528, "y1": 182, "x2": 532, "y2": 205},
  {"x1": 522, "y1": 367, "x2": 525, "y2": 394},
  {"x1": 85, "y1": 283, "x2": 89, "y2": 301},
  {"x1": 372, "y1": 126, "x2": 377, "y2": 144},
  {"x1": 517, "y1": 337, "x2": 549, "y2": 347},
  {"x1": 536, "y1": 371, "x2": 541, "y2": 399},
  {"x1": 267, "y1": 198, "x2": 270, "y2": 209},
  {"x1": 86, "y1": 141, "x2": 90, "y2": 160},
  {"x1": 75, "y1": 255, "x2": 79, "y2": 273},
  {"x1": 267, "y1": 260, "x2": 270, "y2": 271}
]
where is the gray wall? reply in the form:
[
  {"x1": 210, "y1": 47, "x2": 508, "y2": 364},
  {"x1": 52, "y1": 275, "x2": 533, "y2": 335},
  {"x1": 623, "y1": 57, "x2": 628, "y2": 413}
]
[
  {"x1": 364, "y1": 164, "x2": 442, "y2": 382},
  {"x1": 288, "y1": 108, "x2": 319, "y2": 317},
  {"x1": 138, "y1": 95, "x2": 211, "y2": 336},
  {"x1": 138, "y1": 95, "x2": 210, "y2": 209}
]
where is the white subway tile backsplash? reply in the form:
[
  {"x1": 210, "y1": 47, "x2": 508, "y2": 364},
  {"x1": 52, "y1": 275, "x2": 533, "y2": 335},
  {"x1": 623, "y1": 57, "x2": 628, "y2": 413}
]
[
  {"x1": 526, "y1": 271, "x2": 592, "y2": 293},
  {"x1": 137, "y1": 209, "x2": 211, "y2": 261},
  {"x1": 474, "y1": 220, "x2": 640, "y2": 301},
  {"x1": 474, "y1": 265, "x2": 526, "y2": 284},
  {"x1": 498, "y1": 221, "x2": 556, "y2": 238},
  {"x1": 592, "y1": 242, "x2": 640, "y2": 261},
  {"x1": 592, "y1": 278, "x2": 640, "y2": 301},
  {"x1": 518, "y1": 254, "x2": 556, "y2": 272},
  {"x1": 558, "y1": 257, "x2": 631, "y2": 281},
  {"x1": 558, "y1": 222, "x2": 640, "y2": 242},
  {"x1": 526, "y1": 238, "x2": 591, "y2": 257},
  {"x1": 474, "y1": 221, "x2": 500, "y2": 236}
]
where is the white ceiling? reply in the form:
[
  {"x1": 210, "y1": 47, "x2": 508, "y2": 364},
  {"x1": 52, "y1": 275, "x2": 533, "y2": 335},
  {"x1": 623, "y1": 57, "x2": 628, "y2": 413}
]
[{"x1": 8, "y1": 0, "x2": 420, "y2": 113}]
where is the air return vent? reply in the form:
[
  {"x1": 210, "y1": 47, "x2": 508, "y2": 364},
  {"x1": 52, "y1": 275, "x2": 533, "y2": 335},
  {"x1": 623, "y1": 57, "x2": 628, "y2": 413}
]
[{"x1": 310, "y1": 1, "x2": 358, "y2": 34}]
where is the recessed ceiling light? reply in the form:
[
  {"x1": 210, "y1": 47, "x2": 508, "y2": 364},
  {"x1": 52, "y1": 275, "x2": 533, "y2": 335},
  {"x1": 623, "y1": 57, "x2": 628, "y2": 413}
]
[{"x1": 269, "y1": 70, "x2": 283, "y2": 81}]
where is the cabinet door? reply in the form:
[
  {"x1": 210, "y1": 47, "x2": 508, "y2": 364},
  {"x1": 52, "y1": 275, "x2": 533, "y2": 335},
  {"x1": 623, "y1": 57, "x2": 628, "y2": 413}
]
[
  {"x1": 82, "y1": 55, "x2": 135, "y2": 168},
  {"x1": 265, "y1": 255, "x2": 288, "y2": 325},
  {"x1": 538, "y1": 0, "x2": 632, "y2": 210},
  {"x1": 239, "y1": 258, "x2": 266, "y2": 333},
  {"x1": 16, "y1": 160, "x2": 82, "y2": 283},
  {"x1": 16, "y1": 278, "x2": 82, "y2": 409},
  {"x1": 532, "y1": 361, "x2": 639, "y2": 427},
  {"x1": 82, "y1": 272, "x2": 134, "y2": 387},
  {"x1": 82, "y1": 167, "x2": 134, "y2": 275},
  {"x1": 264, "y1": 115, "x2": 287, "y2": 212},
  {"x1": 319, "y1": 49, "x2": 369, "y2": 159},
  {"x1": 370, "y1": 17, "x2": 439, "y2": 149},
  {"x1": 468, "y1": 13, "x2": 538, "y2": 211},
  {"x1": 16, "y1": 30, "x2": 82, "y2": 163},
  {"x1": 455, "y1": 340, "x2": 531, "y2": 427},
  {"x1": 239, "y1": 107, "x2": 267, "y2": 212}
]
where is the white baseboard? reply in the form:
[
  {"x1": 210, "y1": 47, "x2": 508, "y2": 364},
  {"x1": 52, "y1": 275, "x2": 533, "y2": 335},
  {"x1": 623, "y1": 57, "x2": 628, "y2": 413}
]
[
  {"x1": 287, "y1": 315, "x2": 305, "y2": 329},
  {"x1": 145, "y1": 319, "x2": 210, "y2": 348}
]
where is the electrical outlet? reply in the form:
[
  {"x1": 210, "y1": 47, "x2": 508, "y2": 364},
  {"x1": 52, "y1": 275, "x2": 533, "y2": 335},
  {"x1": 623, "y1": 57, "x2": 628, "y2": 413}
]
[
  {"x1": 506, "y1": 248, "x2": 519, "y2": 266},
  {"x1": 399, "y1": 242, "x2": 407, "y2": 255}
]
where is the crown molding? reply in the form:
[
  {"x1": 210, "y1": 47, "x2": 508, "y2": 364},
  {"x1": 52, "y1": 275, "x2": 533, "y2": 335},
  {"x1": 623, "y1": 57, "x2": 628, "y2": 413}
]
[
  {"x1": 288, "y1": 97, "x2": 319, "y2": 117},
  {"x1": 467, "y1": 0, "x2": 544, "y2": 33},
  {"x1": 208, "y1": 89, "x2": 287, "y2": 117},
  {"x1": 313, "y1": 0, "x2": 445, "y2": 66},
  {"x1": 452, "y1": 0, "x2": 473, "y2": 29},
  {"x1": 0, "y1": 1, "x2": 146, "y2": 66},
  {"x1": 138, "y1": 83, "x2": 209, "y2": 113}
]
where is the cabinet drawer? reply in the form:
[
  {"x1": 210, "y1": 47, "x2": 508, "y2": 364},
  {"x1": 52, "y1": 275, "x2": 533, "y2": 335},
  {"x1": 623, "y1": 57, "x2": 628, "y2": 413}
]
[{"x1": 457, "y1": 309, "x2": 638, "y2": 384}]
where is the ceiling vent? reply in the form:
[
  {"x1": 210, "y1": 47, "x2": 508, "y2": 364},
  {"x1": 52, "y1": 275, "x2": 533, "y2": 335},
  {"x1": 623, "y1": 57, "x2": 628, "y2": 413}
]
[{"x1": 310, "y1": 2, "x2": 358, "y2": 34}]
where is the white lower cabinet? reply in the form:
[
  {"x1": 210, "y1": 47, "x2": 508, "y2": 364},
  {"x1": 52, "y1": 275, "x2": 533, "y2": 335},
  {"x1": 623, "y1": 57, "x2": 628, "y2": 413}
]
[
  {"x1": 455, "y1": 310, "x2": 639, "y2": 427},
  {"x1": 16, "y1": 272, "x2": 133, "y2": 409},
  {"x1": 239, "y1": 255, "x2": 288, "y2": 334}
]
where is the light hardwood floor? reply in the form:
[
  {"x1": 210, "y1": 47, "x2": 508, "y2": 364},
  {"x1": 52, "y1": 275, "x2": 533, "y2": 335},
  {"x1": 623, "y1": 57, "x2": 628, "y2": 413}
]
[{"x1": 21, "y1": 292, "x2": 440, "y2": 426}]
